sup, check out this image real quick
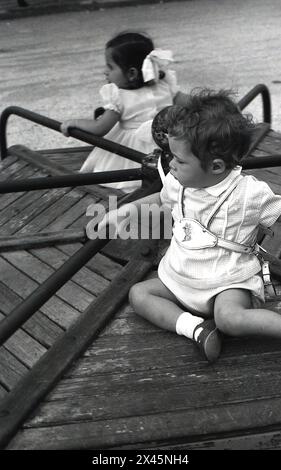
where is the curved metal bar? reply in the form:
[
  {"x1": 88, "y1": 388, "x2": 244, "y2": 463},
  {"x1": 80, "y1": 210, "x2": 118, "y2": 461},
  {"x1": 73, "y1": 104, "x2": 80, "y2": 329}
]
[
  {"x1": 238, "y1": 84, "x2": 271, "y2": 124},
  {"x1": 0, "y1": 106, "x2": 145, "y2": 163},
  {"x1": 241, "y1": 154, "x2": 281, "y2": 169},
  {"x1": 0, "y1": 168, "x2": 143, "y2": 194}
]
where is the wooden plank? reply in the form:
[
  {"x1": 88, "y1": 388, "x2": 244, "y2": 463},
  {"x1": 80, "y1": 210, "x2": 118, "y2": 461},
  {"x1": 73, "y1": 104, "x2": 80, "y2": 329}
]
[
  {"x1": 43, "y1": 147, "x2": 91, "y2": 171},
  {"x1": 154, "y1": 430, "x2": 281, "y2": 450},
  {"x1": 6, "y1": 396, "x2": 281, "y2": 450},
  {"x1": 58, "y1": 244, "x2": 123, "y2": 281},
  {"x1": 19, "y1": 358, "x2": 281, "y2": 430},
  {"x1": 0, "y1": 312, "x2": 46, "y2": 368},
  {"x1": 73, "y1": 330, "x2": 281, "y2": 376},
  {"x1": 8, "y1": 144, "x2": 80, "y2": 175},
  {"x1": 257, "y1": 130, "x2": 281, "y2": 156},
  {"x1": 16, "y1": 188, "x2": 84, "y2": 235},
  {"x1": 40, "y1": 297, "x2": 80, "y2": 330},
  {"x1": 0, "y1": 155, "x2": 18, "y2": 170},
  {"x1": 0, "y1": 191, "x2": 23, "y2": 213},
  {"x1": 0, "y1": 186, "x2": 55, "y2": 231},
  {"x1": 1, "y1": 251, "x2": 96, "y2": 312},
  {"x1": 0, "y1": 256, "x2": 38, "y2": 296},
  {"x1": 0, "y1": 156, "x2": 27, "y2": 177},
  {"x1": 30, "y1": 246, "x2": 110, "y2": 296},
  {"x1": 63, "y1": 212, "x2": 90, "y2": 231},
  {"x1": 42, "y1": 193, "x2": 96, "y2": 232},
  {"x1": 245, "y1": 122, "x2": 270, "y2": 157},
  {"x1": 0, "y1": 346, "x2": 29, "y2": 390},
  {"x1": 0, "y1": 165, "x2": 44, "y2": 213},
  {"x1": 53, "y1": 217, "x2": 124, "y2": 281},
  {"x1": 0, "y1": 248, "x2": 155, "y2": 449},
  {"x1": 0, "y1": 281, "x2": 64, "y2": 347},
  {"x1": 0, "y1": 256, "x2": 80, "y2": 329},
  {"x1": 9, "y1": 144, "x2": 122, "y2": 199},
  {"x1": 41, "y1": 145, "x2": 92, "y2": 155},
  {"x1": 0, "y1": 187, "x2": 72, "y2": 235}
]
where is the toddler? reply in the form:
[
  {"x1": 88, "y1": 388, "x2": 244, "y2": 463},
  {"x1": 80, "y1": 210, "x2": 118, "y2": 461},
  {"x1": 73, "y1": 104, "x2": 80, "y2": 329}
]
[{"x1": 98, "y1": 89, "x2": 281, "y2": 363}]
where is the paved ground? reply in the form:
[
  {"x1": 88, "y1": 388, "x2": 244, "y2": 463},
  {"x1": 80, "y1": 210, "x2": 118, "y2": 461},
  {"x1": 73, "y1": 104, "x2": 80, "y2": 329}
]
[
  {"x1": 1, "y1": 0, "x2": 281, "y2": 152},
  {"x1": 0, "y1": 0, "x2": 144, "y2": 20}
]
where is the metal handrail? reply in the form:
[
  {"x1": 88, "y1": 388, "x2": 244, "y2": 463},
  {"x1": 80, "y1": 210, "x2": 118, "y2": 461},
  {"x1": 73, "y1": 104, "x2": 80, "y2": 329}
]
[
  {"x1": 0, "y1": 85, "x2": 271, "y2": 158},
  {"x1": 0, "y1": 168, "x2": 143, "y2": 193},
  {"x1": 0, "y1": 106, "x2": 145, "y2": 163},
  {"x1": 238, "y1": 83, "x2": 271, "y2": 123}
]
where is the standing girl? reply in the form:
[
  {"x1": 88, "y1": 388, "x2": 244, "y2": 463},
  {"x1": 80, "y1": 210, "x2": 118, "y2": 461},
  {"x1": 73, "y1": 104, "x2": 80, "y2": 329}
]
[{"x1": 61, "y1": 31, "x2": 186, "y2": 192}]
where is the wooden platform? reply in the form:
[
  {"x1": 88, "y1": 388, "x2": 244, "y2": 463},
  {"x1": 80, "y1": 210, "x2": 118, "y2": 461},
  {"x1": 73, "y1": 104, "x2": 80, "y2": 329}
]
[{"x1": 2, "y1": 129, "x2": 281, "y2": 450}]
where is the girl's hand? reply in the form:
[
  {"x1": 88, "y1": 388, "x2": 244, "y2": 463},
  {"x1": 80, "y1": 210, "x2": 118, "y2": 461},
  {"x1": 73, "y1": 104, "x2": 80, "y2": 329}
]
[
  {"x1": 60, "y1": 120, "x2": 77, "y2": 137},
  {"x1": 60, "y1": 111, "x2": 119, "y2": 138}
]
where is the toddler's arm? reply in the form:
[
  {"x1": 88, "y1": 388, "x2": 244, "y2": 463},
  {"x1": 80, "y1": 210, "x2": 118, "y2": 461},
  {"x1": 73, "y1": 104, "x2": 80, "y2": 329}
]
[
  {"x1": 60, "y1": 109, "x2": 120, "y2": 137},
  {"x1": 97, "y1": 192, "x2": 162, "y2": 238}
]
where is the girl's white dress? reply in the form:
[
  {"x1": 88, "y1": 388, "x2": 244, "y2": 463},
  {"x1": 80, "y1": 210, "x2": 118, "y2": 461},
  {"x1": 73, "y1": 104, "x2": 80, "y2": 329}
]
[{"x1": 80, "y1": 71, "x2": 179, "y2": 193}]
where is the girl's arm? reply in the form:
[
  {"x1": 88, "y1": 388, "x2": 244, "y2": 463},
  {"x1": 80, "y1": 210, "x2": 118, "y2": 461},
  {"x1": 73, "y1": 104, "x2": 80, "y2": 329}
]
[{"x1": 61, "y1": 109, "x2": 120, "y2": 137}]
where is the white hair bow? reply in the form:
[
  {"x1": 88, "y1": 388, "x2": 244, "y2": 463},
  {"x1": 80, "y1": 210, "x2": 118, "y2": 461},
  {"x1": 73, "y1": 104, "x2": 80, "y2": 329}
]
[{"x1": 141, "y1": 49, "x2": 174, "y2": 83}]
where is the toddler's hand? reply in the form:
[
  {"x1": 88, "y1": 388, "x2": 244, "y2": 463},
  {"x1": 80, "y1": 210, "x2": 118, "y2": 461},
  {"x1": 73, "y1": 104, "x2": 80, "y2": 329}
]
[
  {"x1": 96, "y1": 209, "x2": 116, "y2": 238},
  {"x1": 60, "y1": 120, "x2": 77, "y2": 137},
  {"x1": 97, "y1": 204, "x2": 137, "y2": 239}
]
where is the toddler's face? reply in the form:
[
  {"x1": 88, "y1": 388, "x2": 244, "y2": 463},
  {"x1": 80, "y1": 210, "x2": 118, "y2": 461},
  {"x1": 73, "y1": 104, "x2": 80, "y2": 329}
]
[
  {"x1": 168, "y1": 137, "x2": 213, "y2": 188},
  {"x1": 104, "y1": 48, "x2": 128, "y2": 89}
]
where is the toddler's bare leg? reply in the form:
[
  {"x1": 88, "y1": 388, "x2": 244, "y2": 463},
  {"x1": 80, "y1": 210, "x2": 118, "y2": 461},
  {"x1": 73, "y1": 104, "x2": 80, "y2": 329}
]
[
  {"x1": 130, "y1": 278, "x2": 222, "y2": 362},
  {"x1": 215, "y1": 288, "x2": 281, "y2": 338},
  {"x1": 129, "y1": 277, "x2": 185, "y2": 331}
]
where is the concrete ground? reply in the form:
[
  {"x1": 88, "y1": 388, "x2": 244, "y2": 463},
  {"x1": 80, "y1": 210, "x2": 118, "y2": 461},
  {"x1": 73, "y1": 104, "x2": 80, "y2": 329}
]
[{"x1": 1, "y1": 0, "x2": 281, "y2": 152}]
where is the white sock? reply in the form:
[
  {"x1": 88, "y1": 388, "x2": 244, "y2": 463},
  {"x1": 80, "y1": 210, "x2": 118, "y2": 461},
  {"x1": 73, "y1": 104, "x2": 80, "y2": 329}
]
[{"x1": 176, "y1": 312, "x2": 204, "y2": 340}]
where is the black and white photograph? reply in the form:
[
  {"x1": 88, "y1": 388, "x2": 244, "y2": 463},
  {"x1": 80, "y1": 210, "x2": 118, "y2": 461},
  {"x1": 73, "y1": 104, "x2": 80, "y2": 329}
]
[{"x1": 1, "y1": 0, "x2": 281, "y2": 454}]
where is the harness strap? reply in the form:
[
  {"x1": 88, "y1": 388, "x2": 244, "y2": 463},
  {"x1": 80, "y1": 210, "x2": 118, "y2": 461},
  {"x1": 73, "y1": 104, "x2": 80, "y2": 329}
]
[
  {"x1": 157, "y1": 156, "x2": 166, "y2": 185},
  {"x1": 215, "y1": 238, "x2": 257, "y2": 254},
  {"x1": 254, "y1": 245, "x2": 276, "y2": 297},
  {"x1": 176, "y1": 171, "x2": 276, "y2": 296},
  {"x1": 179, "y1": 173, "x2": 255, "y2": 253},
  {"x1": 178, "y1": 174, "x2": 242, "y2": 223},
  {"x1": 205, "y1": 175, "x2": 242, "y2": 228},
  {"x1": 262, "y1": 260, "x2": 276, "y2": 297}
]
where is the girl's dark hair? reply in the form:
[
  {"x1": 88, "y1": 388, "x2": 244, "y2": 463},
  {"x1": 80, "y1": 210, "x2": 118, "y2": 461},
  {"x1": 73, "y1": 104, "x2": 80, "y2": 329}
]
[
  {"x1": 167, "y1": 89, "x2": 254, "y2": 170},
  {"x1": 106, "y1": 31, "x2": 159, "y2": 89}
]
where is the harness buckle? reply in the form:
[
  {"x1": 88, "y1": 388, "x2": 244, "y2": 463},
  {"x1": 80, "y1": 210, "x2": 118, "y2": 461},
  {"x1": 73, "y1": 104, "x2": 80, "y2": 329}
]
[
  {"x1": 253, "y1": 245, "x2": 276, "y2": 298},
  {"x1": 262, "y1": 260, "x2": 276, "y2": 297}
]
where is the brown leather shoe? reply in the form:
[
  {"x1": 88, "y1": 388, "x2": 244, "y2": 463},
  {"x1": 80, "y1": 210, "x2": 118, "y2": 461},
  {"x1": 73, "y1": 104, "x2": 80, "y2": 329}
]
[{"x1": 193, "y1": 319, "x2": 222, "y2": 363}]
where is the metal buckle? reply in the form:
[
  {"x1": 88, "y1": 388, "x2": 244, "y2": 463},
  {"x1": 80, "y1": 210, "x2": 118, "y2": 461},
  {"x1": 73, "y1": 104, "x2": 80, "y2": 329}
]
[{"x1": 262, "y1": 260, "x2": 276, "y2": 298}]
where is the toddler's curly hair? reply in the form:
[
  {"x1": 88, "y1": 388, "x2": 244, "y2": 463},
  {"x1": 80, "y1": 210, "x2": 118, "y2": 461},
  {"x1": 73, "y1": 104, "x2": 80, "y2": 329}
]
[{"x1": 167, "y1": 88, "x2": 254, "y2": 170}]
